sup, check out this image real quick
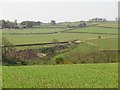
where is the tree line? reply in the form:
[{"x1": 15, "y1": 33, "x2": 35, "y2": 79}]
[
  {"x1": 67, "y1": 22, "x2": 87, "y2": 29},
  {"x1": 89, "y1": 18, "x2": 107, "y2": 22},
  {"x1": 0, "y1": 20, "x2": 57, "y2": 29}
]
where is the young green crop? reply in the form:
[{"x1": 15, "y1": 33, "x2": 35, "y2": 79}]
[{"x1": 2, "y1": 63, "x2": 118, "y2": 88}]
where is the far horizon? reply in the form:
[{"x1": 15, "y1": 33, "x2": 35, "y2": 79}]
[{"x1": 0, "y1": 18, "x2": 117, "y2": 24}]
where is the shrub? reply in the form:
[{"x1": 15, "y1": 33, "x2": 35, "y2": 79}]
[
  {"x1": 2, "y1": 55, "x2": 22, "y2": 65},
  {"x1": 55, "y1": 57, "x2": 64, "y2": 64},
  {"x1": 62, "y1": 60, "x2": 75, "y2": 64},
  {"x1": 98, "y1": 36, "x2": 101, "y2": 39},
  {"x1": 40, "y1": 47, "x2": 55, "y2": 54}
]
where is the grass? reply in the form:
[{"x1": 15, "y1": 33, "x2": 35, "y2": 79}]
[
  {"x1": 66, "y1": 27, "x2": 118, "y2": 34},
  {"x1": 2, "y1": 28, "x2": 64, "y2": 34},
  {"x1": 52, "y1": 43, "x2": 97, "y2": 61},
  {"x1": 96, "y1": 21, "x2": 118, "y2": 28},
  {"x1": 2, "y1": 63, "x2": 118, "y2": 88},
  {"x1": 2, "y1": 32, "x2": 117, "y2": 45},
  {"x1": 1, "y1": 22, "x2": 119, "y2": 88},
  {"x1": 57, "y1": 21, "x2": 96, "y2": 27},
  {"x1": 87, "y1": 38, "x2": 118, "y2": 49},
  {"x1": 2, "y1": 25, "x2": 118, "y2": 45}
]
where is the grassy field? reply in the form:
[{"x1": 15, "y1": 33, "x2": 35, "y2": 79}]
[
  {"x1": 2, "y1": 26, "x2": 118, "y2": 35},
  {"x1": 2, "y1": 25, "x2": 118, "y2": 45},
  {"x1": 57, "y1": 21, "x2": 96, "y2": 27},
  {"x1": 1, "y1": 22, "x2": 119, "y2": 88},
  {"x1": 66, "y1": 27, "x2": 118, "y2": 34},
  {"x1": 2, "y1": 32, "x2": 117, "y2": 45},
  {"x1": 95, "y1": 22, "x2": 118, "y2": 28},
  {"x1": 2, "y1": 63, "x2": 118, "y2": 88},
  {"x1": 52, "y1": 43, "x2": 97, "y2": 61},
  {"x1": 87, "y1": 38, "x2": 118, "y2": 49},
  {"x1": 2, "y1": 28, "x2": 64, "y2": 34}
]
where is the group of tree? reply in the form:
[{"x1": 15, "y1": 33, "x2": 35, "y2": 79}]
[
  {"x1": 21, "y1": 21, "x2": 41, "y2": 28},
  {"x1": 51, "y1": 20, "x2": 56, "y2": 25},
  {"x1": 89, "y1": 18, "x2": 107, "y2": 22},
  {"x1": 115, "y1": 17, "x2": 120, "y2": 21},
  {"x1": 0, "y1": 19, "x2": 57, "y2": 29},
  {"x1": 0, "y1": 19, "x2": 42, "y2": 29},
  {"x1": 67, "y1": 22, "x2": 87, "y2": 29},
  {"x1": 0, "y1": 19, "x2": 17, "y2": 29}
]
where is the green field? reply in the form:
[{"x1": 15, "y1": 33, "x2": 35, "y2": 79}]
[
  {"x1": 2, "y1": 27, "x2": 118, "y2": 45},
  {"x1": 3, "y1": 33, "x2": 117, "y2": 44},
  {"x1": 2, "y1": 25, "x2": 118, "y2": 45},
  {"x1": 52, "y1": 43, "x2": 97, "y2": 61},
  {"x1": 2, "y1": 63, "x2": 118, "y2": 88},
  {"x1": 66, "y1": 27, "x2": 118, "y2": 34},
  {"x1": 57, "y1": 21, "x2": 96, "y2": 27},
  {"x1": 96, "y1": 22, "x2": 118, "y2": 28},
  {"x1": 86, "y1": 38, "x2": 118, "y2": 49},
  {"x1": 2, "y1": 28, "x2": 65, "y2": 34},
  {"x1": 2, "y1": 22, "x2": 119, "y2": 88}
]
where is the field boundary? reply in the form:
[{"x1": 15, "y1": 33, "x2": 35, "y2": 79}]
[
  {"x1": 94, "y1": 26, "x2": 119, "y2": 29},
  {"x1": 99, "y1": 49, "x2": 120, "y2": 52},
  {"x1": 2, "y1": 41, "x2": 69, "y2": 47},
  {"x1": 62, "y1": 31, "x2": 119, "y2": 35}
]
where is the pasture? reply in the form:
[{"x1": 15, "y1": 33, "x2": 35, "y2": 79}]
[
  {"x1": 2, "y1": 63, "x2": 118, "y2": 88},
  {"x1": 2, "y1": 28, "x2": 64, "y2": 34},
  {"x1": 3, "y1": 33, "x2": 117, "y2": 45},
  {"x1": 87, "y1": 38, "x2": 118, "y2": 49},
  {"x1": 2, "y1": 26, "x2": 118, "y2": 45},
  {"x1": 2, "y1": 21, "x2": 119, "y2": 88},
  {"x1": 66, "y1": 27, "x2": 118, "y2": 34},
  {"x1": 57, "y1": 21, "x2": 96, "y2": 27},
  {"x1": 95, "y1": 21, "x2": 118, "y2": 28},
  {"x1": 53, "y1": 43, "x2": 97, "y2": 60}
]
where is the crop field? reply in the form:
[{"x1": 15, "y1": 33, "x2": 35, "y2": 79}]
[{"x1": 2, "y1": 63, "x2": 118, "y2": 88}]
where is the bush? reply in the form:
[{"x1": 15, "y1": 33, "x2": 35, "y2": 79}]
[
  {"x1": 40, "y1": 47, "x2": 55, "y2": 54},
  {"x1": 62, "y1": 60, "x2": 75, "y2": 64},
  {"x1": 2, "y1": 55, "x2": 22, "y2": 65},
  {"x1": 98, "y1": 36, "x2": 101, "y2": 39},
  {"x1": 55, "y1": 57, "x2": 64, "y2": 64}
]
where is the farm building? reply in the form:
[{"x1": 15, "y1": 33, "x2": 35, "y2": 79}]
[
  {"x1": 14, "y1": 24, "x2": 26, "y2": 29},
  {"x1": 0, "y1": 26, "x2": 2, "y2": 29},
  {"x1": 0, "y1": 20, "x2": 3, "y2": 29},
  {"x1": 78, "y1": 23, "x2": 87, "y2": 28}
]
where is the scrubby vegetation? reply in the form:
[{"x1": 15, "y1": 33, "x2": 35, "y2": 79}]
[{"x1": 2, "y1": 42, "x2": 119, "y2": 65}]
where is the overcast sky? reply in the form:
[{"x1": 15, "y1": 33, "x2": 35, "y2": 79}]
[{"x1": 0, "y1": 0, "x2": 119, "y2": 23}]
